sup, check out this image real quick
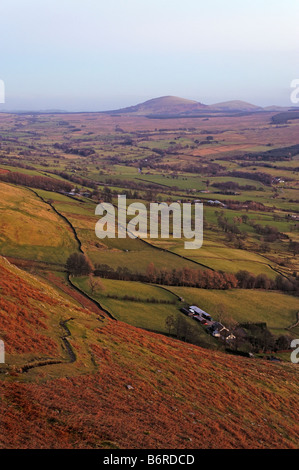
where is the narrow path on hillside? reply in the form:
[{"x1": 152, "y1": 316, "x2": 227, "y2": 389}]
[
  {"x1": 287, "y1": 311, "x2": 299, "y2": 330},
  {"x1": 60, "y1": 318, "x2": 76, "y2": 363},
  {"x1": 18, "y1": 318, "x2": 76, "y2": 373}
]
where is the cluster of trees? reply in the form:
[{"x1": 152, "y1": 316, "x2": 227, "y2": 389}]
[
  {"x1": 147, "y1": 264, "x2": 239, "y2": 289},
  {"x1": 151, "y1": 162, "x2": 224, "y2": 176},
  {"x1": 212, "y1": 181, "x2": 256, "y2": 191},
  {"x1": 237, "y1": 270, "x2": 299, "y2": 293},
  {"x1": 181, "y1": 162, "x2": 223, "y2": 176},
  {"x1": 93, "y1": 261, "x2": 298, "y2": 292},
  {"x1": 66, "y1": 254, "x2": 299, "y2": 294},
  {"x1": 217, "y1": 214, "x2": 244, "y2": 236},
  {"x1": 66, "y1": 253, "x2": 93, "y2": 276},
  {"x1": 52, "y1": 170, "x2": 97, "y2": 190},
  {"x1": 104, "y1": 177, "x2": 160, "y2": 194},
  {"x1": 0, "y1": 157, "x2": 36, "y2": 171},
  {"x1": 0, "y1": 171, "x2": 73, "y2": 192},
  {"x1": 272, "y1": 112, "x2": 299, "y2": 124},
  {"x1": 235, "y1": 143, "x2": 299, "y2": 161},
  {"x1": 164, "y1": 314, "x2": 211, "y2": 348},
  {"x1": 237, "y1": 322, "x2": 292, "y2": 353},
  {"x1": 275, "y1": 274, "x2": 299, "y2": 293},
  {"x1": 224, "y1": 199, "x2": 272, "y2": 212},
  {"x1": 289, "y1": 241, "x2": 299, "y2": 256},
  {"x1": 239, "y1": 160, "x2": 298, "y2": 173},
  {"x1": 249, "y1": 222, "x2": 284, "y2": 242},
  {"x1": 53, "y1": 143, "x2": 96, "y2": 157},
  {"x1": 228, "y1": 170, "x2": 273, "y2": 186},
  {"x1": 93, "y1": 262, "x2": 238, "y2": 289}
]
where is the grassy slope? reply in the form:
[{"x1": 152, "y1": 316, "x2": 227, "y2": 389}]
[
  {"x1": 71, "y1": 277, "x2": 219, "y2": 348},
  {"x1": 0, "y1": 256, "x2": 298, "y2": 449},
  {"x1": 0, "y1": 182, "x2": 77, "y2": 264},
  {"x1": 167, "y1": 286, "x2": 299, "y2": 334}
]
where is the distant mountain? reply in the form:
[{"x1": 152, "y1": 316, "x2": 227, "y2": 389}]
[
  {"x1": 263, "y1": 105, "x2": 291, "y2": 112},
  {"x1": 103, "y1": 95, "x2": 290, "y2": 117},
  {"x1": 0, "y1": 109, "x2": 67, "y2": 114},
  {"x1": 209, "y1": 100, "x2": 263, "y2": 112},
  {"x1": 105, "y1": 95, "x2": 207, "y2": 116}
]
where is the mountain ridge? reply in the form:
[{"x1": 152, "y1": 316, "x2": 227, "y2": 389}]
[{"x1": 104, "y1": 95, "x2": 278, "y2": 116}]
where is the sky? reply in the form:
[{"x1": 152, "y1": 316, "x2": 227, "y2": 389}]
[{"x1": 0, "y1": 0, "x2": 299, "y2": 111}]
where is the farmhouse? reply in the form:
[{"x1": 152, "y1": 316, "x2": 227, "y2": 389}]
[
  {"x1": 210, "y1": 322, "x2": 236, "y2": 341},
  {"x1": 189, "y1": 306, "x2": 212, "y2": 321},
  {"x1": 183, "y1": 305, "x2": 235, "y2": 342}
]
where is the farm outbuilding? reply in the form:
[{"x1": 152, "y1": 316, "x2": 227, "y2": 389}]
[{"x1": 189, "y1": 306, "x2": 212, "y2": 321}]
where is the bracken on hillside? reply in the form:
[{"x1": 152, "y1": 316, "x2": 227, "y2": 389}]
[{"x1": 0, "y1": 256, "x2": 298, "y2": 449}]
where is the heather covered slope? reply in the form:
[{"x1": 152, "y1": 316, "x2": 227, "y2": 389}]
[
  {"x1": 0, "y1": 256, "x2": 298, "y2": 449},
  {"x1": 0, "y1": 256, "x2": 102, "y2": 375}
]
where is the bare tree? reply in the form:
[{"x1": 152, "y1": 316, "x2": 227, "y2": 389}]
[
  {"x1": 88, "y1": 274, "x2": 105, "y2": 294},
  {"x1": 165, "y1": 315, "x2": 176, "y2": 335}
]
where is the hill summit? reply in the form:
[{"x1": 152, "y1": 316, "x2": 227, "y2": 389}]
[
  {"x1": 104, "y1": 95, "x2": 268, "y2": 116},
  {"x1": 106, "y1": 95, "x2": 207, "y2": 116},
  {"x1": 209, "y1": 100, "x2": 263, "y2": 112}
]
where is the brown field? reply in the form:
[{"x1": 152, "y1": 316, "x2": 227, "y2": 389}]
[{"x1": 192, "y1": 144, "x2": 256, "y2": 156}]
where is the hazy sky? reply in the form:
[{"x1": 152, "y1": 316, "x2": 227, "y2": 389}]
[{"x1": 0, "y1": 0, "x2": 299, "y2": 111}]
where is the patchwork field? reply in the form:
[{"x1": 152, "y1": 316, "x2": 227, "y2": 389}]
[
  {"x1": 71, "y1": 276, "x2": 219, "y2": 349},
  {"x1": 0, "y1": 109, "x2": 298, "y2": 449}
]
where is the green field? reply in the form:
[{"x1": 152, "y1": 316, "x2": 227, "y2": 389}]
[
  {"x1": 167, "y1": 286, "x2": 299, "y2": 334},
  {"x1": 0, "y1": 110, "x2": 298, "y2": 351},
  {"x1": 0, "y1": 182, "x2": 77, "y2": 264},
  {"x1": 72, "y1": 277, "x2": 220, "y2": 348}
]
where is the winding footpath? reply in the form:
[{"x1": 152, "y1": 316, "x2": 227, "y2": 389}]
[{"x1": 18, "y1": 319, "x2": 76, "y2": 373}]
